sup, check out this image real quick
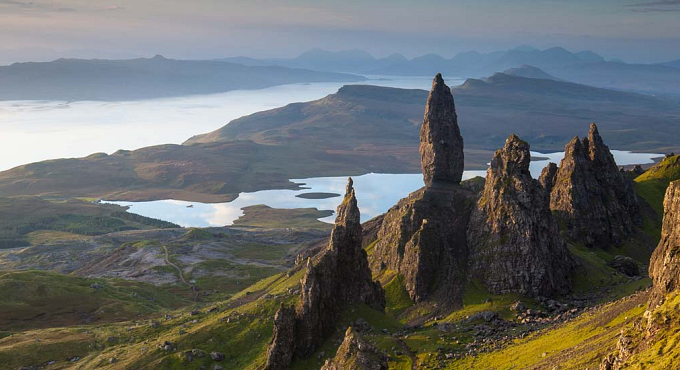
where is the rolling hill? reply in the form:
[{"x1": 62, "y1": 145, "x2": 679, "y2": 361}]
[{"x1": 1, "y1": 74, "x2": 679, "y2": 202}]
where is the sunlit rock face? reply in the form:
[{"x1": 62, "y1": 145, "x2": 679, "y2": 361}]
[
  {"x1": 550, "y1": 123, "x2": 641, "y2": 248},
  {"x1": 264, "y1": 178, "x2": 384, "y2": 370},
  {"x1": 321, "y1": 327, "x2": 388, "y2": 370},
  {"x1": 468, "y1": 134, "x2": 573, "y2": 297},
  {"x1": 649, "y1": 180, "x2": 680, "y2": 308}
]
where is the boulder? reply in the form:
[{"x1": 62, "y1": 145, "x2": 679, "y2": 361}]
[{"x1": 321, "y1": 327, "x2": 388, "y2": 370}]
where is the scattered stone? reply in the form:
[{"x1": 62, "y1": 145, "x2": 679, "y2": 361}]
[{"x1": 210, "y1": 352, "x2": 225, "y2": 361}]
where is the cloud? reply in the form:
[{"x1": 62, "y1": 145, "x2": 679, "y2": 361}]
[
  {"x1": 0, "y1": 0, "x2": 77, "y2": 12},
  {"x1": 628, "y1": 0, "x2": 680, "y2": 5}
]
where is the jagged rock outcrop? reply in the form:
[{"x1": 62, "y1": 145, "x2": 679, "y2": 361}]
[
  {"x1": 371, "y1": 185, "x2": 472, "y2": 303},
  {"x1": 264, "y1": 178, "x2": 385, "y2": 369},
  {"x1": 648, "y1": 180, "x2": 680, "y2": 308},
  {"x1": 468, "y1": 134, "x2": 572, "y2": 297},
  {"x1": 264, "y1": 304, "x2": 296, "y2": 370},
  {"x1": 539, "y1": 162, "x2": 558, "y2": 193},
  {"x1": 320, "y1": 327, "x2": 388, "y2": 370},
  {"x1": 371, "y1": 74, "x2": 471, "y2": 304},
  {"x1": 420, "y1": 73, "x2": 464, "y2": 186},
  {"x1": 550, "y1": 123, "x2": 641, "y2": 248},
  {"x1": 599, "y1": 181, "x2": 680, "y2": 370}
]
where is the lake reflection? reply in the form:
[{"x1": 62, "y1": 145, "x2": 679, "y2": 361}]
[{"x1": 106, "y1": 150, "x2": 662, "y2": 227}]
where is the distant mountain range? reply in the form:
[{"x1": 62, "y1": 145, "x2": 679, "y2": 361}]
[
  {"x1": 0, "y1": 55, "x2": 365, "y2": 101},
  {"x1": 220, "y1": 46, "x2": 680, "y2": 96},
  {"x1": 2, "y1": 71, "x2": 676, "y2": 203}
]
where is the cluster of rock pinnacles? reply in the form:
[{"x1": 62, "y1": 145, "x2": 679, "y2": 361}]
[{"x1": 264, "y1": 73, "x2": 641, "y2": 369}]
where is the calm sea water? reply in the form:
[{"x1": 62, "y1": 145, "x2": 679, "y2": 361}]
[
  {"x1": 0, "y1": 75, "x2": 446, "y2": 171},
  {"x1": 107, "y1": 150, "x2": 662, "y2": 227}
]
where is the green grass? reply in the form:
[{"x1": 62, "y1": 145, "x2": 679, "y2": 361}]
[
  {"x1": 0, "y1": 270, "x2": 187, "y2": 332},
  {"x1": 635, "y1": 154, "x2": 680, "y2": 215},
  {"x1": 384, "y1": 274, "x2": 414, "y2": 316},
  {"x1": 233, "y1": 205, "x2": 334, "y2": 230}
]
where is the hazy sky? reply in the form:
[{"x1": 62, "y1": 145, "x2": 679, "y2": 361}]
[{"x1": 1, "y1": 0, "x2": 679, "y2": 64}]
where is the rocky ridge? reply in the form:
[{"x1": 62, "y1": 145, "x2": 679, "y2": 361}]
[
  {"x1": 372, "y1": 74, "x2": 575, "y2": 305},
  {"x1": 264, "y1": 178, "x2": 385, "y2": 369},
  {"x1": 468, "y1": 134, "x2": 573, "y2": 297},
  {"x1": 550, "y1": 124, "x2": 641, "y2": 248}
]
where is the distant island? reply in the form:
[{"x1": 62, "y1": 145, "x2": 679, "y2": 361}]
[{"x1": 0, "y1": 55, "x2": 365, "y2": 101}]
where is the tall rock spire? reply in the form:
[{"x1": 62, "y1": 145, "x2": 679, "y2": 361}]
[
  {"x1": 420, "y1": 73, "x2": 464, "y2": 186},
  {"x1": 468, "y1": 134, "x2": 572, "y2": 297},
  {"x1": 264, "y1": 178, "x2": 384, "y2": 369}
]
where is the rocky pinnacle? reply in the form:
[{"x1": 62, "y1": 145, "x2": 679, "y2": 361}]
[
  {"x1": 420, "y1": 73, "x2": 464, "y2": 186},
  {"x1": 264, "y1": 178, "x2": 384, "y2": 369},
  {"x1": 468, "y1": 134, "x2": 572, "y2": 297}
]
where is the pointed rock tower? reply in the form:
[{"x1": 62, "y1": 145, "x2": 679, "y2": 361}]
[
  {"x1": 420, "y1": 73, "x2": 465, "y2": 186},
  {"x1": 264, "y1": 178, "x2": 384, "y2": 369},
  {"x1": 371, "y1": 74, "x2": 472, "y2": 304},
  {"x1": 468, "y1": 134, "x2": 572, "y2": 297},
  {"x1": 550, "y1": 124, "x2": 641, "y2": 247}
]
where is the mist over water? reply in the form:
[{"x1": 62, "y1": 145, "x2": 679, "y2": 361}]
[{"x1": 0, "y1": 75, "x2": 446, "y2": 171}]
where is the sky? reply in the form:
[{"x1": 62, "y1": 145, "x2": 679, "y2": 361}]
[{"x1": 1, "y1": 0, "x2": 679, "y2": 65}]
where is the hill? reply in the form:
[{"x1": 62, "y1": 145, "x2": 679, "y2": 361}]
[
  {"x1": 0, "y1": 55, "x2": 364, "y2": 101},
  {"x1": 2, "y1": 74, "x2": 680, "y2": 202}
]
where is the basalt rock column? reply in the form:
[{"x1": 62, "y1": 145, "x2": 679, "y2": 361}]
[
  {"x1": 420, "y1": 73, "x2": 464, "y2": 186},
  {"x1": 468, "y1": 134, "x2": 572, "y2": 297}
]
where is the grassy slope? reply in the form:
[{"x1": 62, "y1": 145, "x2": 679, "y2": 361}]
[
  {"x1": 0, "y1": 196, "x2": 177, "y2": 249},
  {"x1": 0, "y1": 270, "x2": 187, "y2": 333}
]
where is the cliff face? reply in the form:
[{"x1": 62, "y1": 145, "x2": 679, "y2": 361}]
[
  {"x1": 420, "y1": 73, "x2": 464, "y2": 186},
  {"x1": 320, "y1": 327, "x2": 388, "y2": 370},
  {"x1": 372, "y1": 74, "x2": 472, "y2": 304},
  {"x1": 468, "y1": 134, "x2": 572, "y2": 297},
  {"x1": 648, "y1": 180, "x2": 680, "y2": 308},
  {"x1": 371, "y1": 186, "x2": 472, "y2": 303},
  {"x1": 550, "y1": 124, "x2": 641, "y2": 248},
  {"x1": 265, "y1": 178, "x2": 384, "y2": 369},
  {"x1": 599, "y1": 180, "x2": 680, "y2": 370}
]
